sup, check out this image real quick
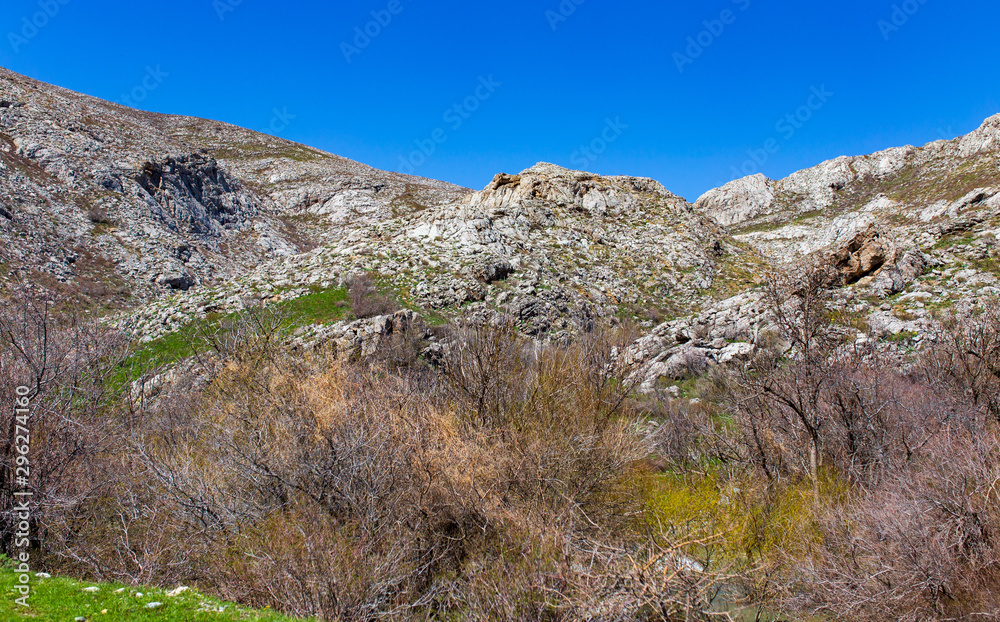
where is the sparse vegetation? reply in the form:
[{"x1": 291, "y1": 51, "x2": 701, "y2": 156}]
[
  {"x1": 86, "y1": 205, "x2": 113, "y2": 226},
  {"x1": 3, "y1": 67, "x2": 1000, "y2": 622}
]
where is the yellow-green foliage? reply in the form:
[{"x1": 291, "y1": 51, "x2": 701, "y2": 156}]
[{"x1": 644, "y1": 469, "x2": 848, "y2": 571}]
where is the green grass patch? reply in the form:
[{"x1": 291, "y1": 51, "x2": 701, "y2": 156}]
[
  {"x1": 886, "y1": 330, "x2": 918, "y2": 343},
  {"x1": 210, "y1": 142, "x2": 326, "y2": 164},
  {"x1": 275, "y1": 285, "x2": 349, "y2": 326},
  {"x1": 830, "y1": 308, "x2": 869, "y2": 333},
  {"x1": 644, "y1": 469, "x2": 846, "y2": 568},
  {"x1": 932, "y1": 234, "x2": 976, "y2": 250},
  {"x1": 882, "y1": 154, "x2": 1000, "y2": 206},
  {"x1": 116, "y1": 287, "x2": 350, "y2": 384},
  {"x1": 973, "y1": 255, "x2": 1000, "y2": 277},
  {"x1": 0, "y1": 566, "x2": 307, "y2": 621},
  {"x1": 789, "y1": 208, "x2": 825, "y2": 225}
]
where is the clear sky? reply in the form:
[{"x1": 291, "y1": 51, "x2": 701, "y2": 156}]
[{"x1": 2, "y1": 0, "x2": 998, "y2": 200}]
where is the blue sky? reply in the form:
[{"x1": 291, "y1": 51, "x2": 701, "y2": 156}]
[{"x1": 2, "y1": 0, "x2": 998, "y2": 200}]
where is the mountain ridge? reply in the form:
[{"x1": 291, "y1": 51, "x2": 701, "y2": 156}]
[{"x1": 1, "y1": 67, "x2": 999, "y2": 387}]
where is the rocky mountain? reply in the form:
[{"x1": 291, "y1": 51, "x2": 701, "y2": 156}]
[
  {"x1": 696, "y1": 116, "x2": 1000, "y2": 263},
  {"x1": 113, "y1": 159, "x2": 771, "y2": 343},
  {"x1": 2, "y1": 66, "x2": 1000, "y2": 392},
  {"x1": 639, "y1": 116, "x2": 1000, "y2": 390},
  {"x1": 0, "y1": 67, "x2": 465, "y2": 307},
  {"x1": 0, "y1": 67, "x2": 768, "y2": 340}
]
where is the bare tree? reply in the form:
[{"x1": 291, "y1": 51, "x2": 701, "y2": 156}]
[
  {"x1": 0, "y1": 289, "x2": 129, "y2": 561},
  {"x1": 728, "y1": 265, "x2": 842, "y2": 487},
  {"x1": 930, "y1": 300, "x2": 1000, "y2": 422}
]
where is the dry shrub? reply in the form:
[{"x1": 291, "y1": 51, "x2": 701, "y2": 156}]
[
  {"x1": 93, "y1": 315, "x2": 676, "y2": 619},
  {"x1": 441, "y1": 318, "x2": 535, "y2": 428},
  {"x1": 639, "y1": 389, "x2": 746, "y2": 473},
  {"x1": 49, "y1": 473, "x2": 204, "y2": 586},
  {"x1": 442, "y1": 319, "x2": 653, "y2": 529},
  {"x1": 724, "y1": 268, "x2": 985, "y2": 488},
  {"x1": 929, "y1": 300, "x2": 1000, "y2": 422},
  {"x1": 31, "y1": 282, "x2": 994, "y2": 620},
  {"x1": 741, "y1": 297, "x2": 1000, "y2": 620},
  {"x1": 723, "y1": 266, "x2": 845, "y2": 486},
  {"x1": 347, "y1": 272, "x2": 399, "y2": 319},
  {"x1": 642, "y1": 396, "x2": 711, "y2": 470},
  {"x1": 561, "y1": 531, "x2": 744, "y2": 622},
  {"x1": 786, "y1": 431, "x2": 1000, "y2": 621},
  {"x1": 735, "y1": 351, "x2": 976, "y2": 487},
  {"x1": 137, "y1": 355, "x2": 472, "y2": 617},
  {"x1": 0, "y1": 291, "x2": 129, "y2": 565},
  {"x1": 86, "y1": 205, "x2": 113, "y2": 225}
]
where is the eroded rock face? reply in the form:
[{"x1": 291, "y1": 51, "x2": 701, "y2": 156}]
[
  {"x1": 865, "y1": 251, "x2": 928, "y2": 298},
  {"x1": 826, "y1": 226, "x2": 931, "y2": 297},
  {"x1": 467, "y1": 162, "x2": 681, "y2": 215},
  {"x1": 135, "y1": 154, "x2": 259, "y2": 237},
  {"x1": 0, "y1": 67, "x2": 467, "y2": 303},
  {"x1": 958, "y1": 113, "x2": 1000, "y2": 157}
]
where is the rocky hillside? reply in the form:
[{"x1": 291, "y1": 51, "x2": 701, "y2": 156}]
[
  {"x1": 3, "y1": 66, "x2": 1000, "y2": 392},
  {"x1": 636, "y1": 116, "x2": 1000, "y2": 392},
  {"x1": 696, "y1": 116, "x2": 1000, "y2": 262},
  {"x1": 0, "y1": 67, "x2": 766, "y2": 339},
  {"x1": 0, "y1": 67, "x2": 465, "y2": 307}
]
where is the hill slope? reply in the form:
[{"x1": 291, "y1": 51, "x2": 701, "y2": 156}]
[
  {"x1": 0, "y1": 67, "x2": 765, "y2": 336},
  {"x1": 0, "y1": 67, "x2": 465, "y2": 308},
  {"x1": 2, "y1": 66, "x2": 1000, "y2": 373},
  {"x1": 696, "y1": 116, "x2": 1000, "y2": 263}
]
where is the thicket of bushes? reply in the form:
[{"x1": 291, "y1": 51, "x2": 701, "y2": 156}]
[{"x1": 2, "y1": 274, "x2": 1000, "y2": 621}]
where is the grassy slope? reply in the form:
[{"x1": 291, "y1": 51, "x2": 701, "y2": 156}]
[
  {"x1": 120, "y1": 286, "x2": 350, "y2": 381},
  {"x1": 0, "y1": 568, "x2": 309, "y2": 621}
]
